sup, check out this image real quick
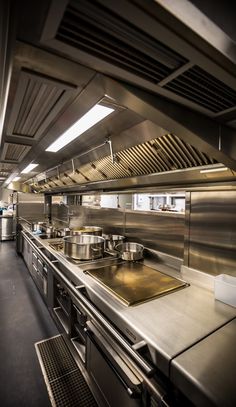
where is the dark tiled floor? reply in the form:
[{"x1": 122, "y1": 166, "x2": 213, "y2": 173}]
[{"x1": 0, "y1": 240, "x2": 59, "y2": 406}]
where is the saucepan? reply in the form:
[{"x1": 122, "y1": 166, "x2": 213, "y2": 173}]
[
  {"x1": 43, "y1": 225, "x2": 58, "y2": 238},
  {"x1": 115, "y1": 242, "x2": 144, "y2": 261},
  {"x1": 103, "y1": 234, "x2": 126, "y2": 251},
  {"x1": 31, "y1": 222, "x2": 47, "y2": 233},
  {"x1": 57, "y1": 227, "x2": 71, "y2": 237},
  {"x1": 63, "y1": 234, "x2": 105, "y2": 260}
]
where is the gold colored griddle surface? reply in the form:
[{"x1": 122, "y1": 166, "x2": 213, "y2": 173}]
[{"x1": 86, "y1": 262, "x2": 188, "y2": 306}]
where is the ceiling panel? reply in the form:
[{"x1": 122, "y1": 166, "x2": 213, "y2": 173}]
[
  {"x1": 6, "y1": 68, "x2": 76, "y2": 140},
  {"x1": 0, "y1": 162, "x2": 17, "y2": 181},
  {"x1": 1, "y1": 142, "x2": 31, "y2": 162},
  {"x1": 39, "y1": 0, "x2": 236, "y2": 119},
  {"x1": 0, "y1": 162, "x2": 17, "y2": 172},
  {"x1": 55, "y1": 0, "x2": 187, "y2": 84}
]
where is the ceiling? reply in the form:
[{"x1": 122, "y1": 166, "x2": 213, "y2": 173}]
[{"x1": 1, "y1": 0, "x2": 236, "y2": 193}]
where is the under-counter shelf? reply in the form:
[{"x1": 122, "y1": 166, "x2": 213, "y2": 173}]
[
  {"x1": 71, "y1": 337, "x2": 86, "y2": 363},
  {"x1": 56, "y1": 296, "x2": 70, "y2": 317},
  {"x1": 53, "y1": 307, "x2": 69, "y2": 334}
]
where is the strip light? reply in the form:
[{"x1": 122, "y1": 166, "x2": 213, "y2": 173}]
[
  {"x1": 12, "y1": 176, "x2": 21, "y2": 181},
  {"x1": 200, "y1": 167, "x2": 228, "y2": 173},
  {"x1": 21, "y1": 163, "x2": 39, "y2": 174},
  {"x1": 46, "y1": 104, "x2": 114, "y2": 153}
]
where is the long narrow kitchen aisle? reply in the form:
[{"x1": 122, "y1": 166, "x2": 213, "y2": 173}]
[{"x1": 0, "y1": 240, "x2": 59, "y2": 406}]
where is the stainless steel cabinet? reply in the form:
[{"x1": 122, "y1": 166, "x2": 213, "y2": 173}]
[
  {"x1": 23, "y1": 237, "x2": 33, "y2": 273},
  {"x1": 23, "y1": 237, "x2": 29, "y2": 266},
  {"x1": 22, "y1": 232, "x2": 48, "y2": 304},
  {"x1": 0, "y1": 216, "x2": 14, "y2": 240}
]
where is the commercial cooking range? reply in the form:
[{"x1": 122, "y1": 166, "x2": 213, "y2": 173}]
[
  {"x1": 22, "y1": 227, "x2": 236, "y2": 406},
  {"x1": 48, "y1": 239, "x2": 188, "y2": 306}
]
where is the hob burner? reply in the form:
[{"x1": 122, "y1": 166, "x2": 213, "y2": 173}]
[{"x1": 49, "y1": 241, "x2": 64, "y2": 251}]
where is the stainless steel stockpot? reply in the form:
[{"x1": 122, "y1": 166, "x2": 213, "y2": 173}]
[
  {"x1": 63, "y1": 234, "x2": 105, "y2": 260},
  {"x1": 43, "y1": 225, "x2": 57, "y2": 238},
  {"x1": 115, "y1": 242, "x2": 144, "y2": 261},
  {"x1": 103, "y1": 234, "x2": 125, "y2": 251},
  {"x1": 31, "y1": 222, "x2": 47, "y2": 233},
  {"x1": 71, "y1": 226, "x2": 102, "y2": 236},
  {"x1": 57, "y1": 227, "x2": 71, "y2": 237}
]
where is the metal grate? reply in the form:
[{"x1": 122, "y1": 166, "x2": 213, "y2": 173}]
[
  {"x1": 14, "y1": 77, "x2": 65, "y2": 137},
  {"x1": 39, "y1": 133, "x2": 217, "y2": 190},
  {"x1": 0, "y1": 162, "x2": 16, "y2": 170},
  {"x1": 2, "y1": 142, "x2": 30, "y2": 162},
  {"x1": 50, "y1": 370, "x2": 97, "y2": 407},
  {"x1": 56, "y1": 0, "x2": 187, "y2": 84},
  {"x1": 44, "y1": 0, "x2": 236, "y2": 115},
  {"x1": 8, "y1": 69, "x2": 75, "y2": 139},
  {"x1": 35, "y1": 335, "x2": 97, "y2": 407},
  {"x1": 164, "y1": 66, "x2": 236, "y2": 113}
]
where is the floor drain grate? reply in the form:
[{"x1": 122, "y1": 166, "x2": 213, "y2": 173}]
[{"x1": 35, "y1": 335, "x2": 97, "y2": 407}]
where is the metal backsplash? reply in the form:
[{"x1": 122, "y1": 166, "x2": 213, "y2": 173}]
[
  {"x1": 17, "y1": 193, "x2": 45, "y2": 221},
  {"x1": 124, "y1": 211, "x2": 184, "y2": 258},
  {"x1": 185, "y1": 191, "x2": 236, "y2": 277},
  {"x1": 54, "y1": 205, "x2": 184, "y2": 259}
]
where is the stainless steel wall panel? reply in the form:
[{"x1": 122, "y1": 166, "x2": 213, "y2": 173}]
[
  {"x1": 51, "y1": 203, "x2": 69, "y2": 225},
  {"x1": 184, "y1": 192, "x2": 191, "y2": 266},
  {"x1": 67, "y1": 206, "x2": 125, "y2": 237},
  {"x1": 125, "y1": 211, "x2": 185, "y2": 258},
  {"x1": 187, "y1": 191, "x2": 236, "y2": 276},
  {"x1": 17, "y1": 202, "x2": 45, "y2": 220},
  {"x1": 17, "y1": 193, "x2": 44, "y2": 221}
]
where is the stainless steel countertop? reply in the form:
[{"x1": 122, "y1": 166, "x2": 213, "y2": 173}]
[
  {"x1": 171, "y1": 318, "x2": 236, "y2": 407},
  {"x1": 22, "y1": 226, "x2": 236, "y2": 380}
]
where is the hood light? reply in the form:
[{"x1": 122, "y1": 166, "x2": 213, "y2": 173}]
[
  {"x1": 46, "y1": 104, "x2": 114, "y2": 153},
  {"x1": 200, "y1": 167, "x2": 228, "y2": 173},
  {"x1": 21, "y1": 163, "x2": 39, "y2": 174},
  {"x1": 4, "y1": 172, "x2": 19, "y2": 184},
  {"x1": 12, "y1": 176, "x2": 21, "y2": 181}
]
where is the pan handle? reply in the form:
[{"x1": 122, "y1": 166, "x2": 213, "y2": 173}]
[
  {"x1": 104, "y1": 249, "x2": 120, "y2": 258},
  {"x1": 91, "y1": 246, "x2": 103, "y2": 252}
]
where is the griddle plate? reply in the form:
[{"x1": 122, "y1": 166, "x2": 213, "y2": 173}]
[{"x1": 85, "y1": 263, "x2": 188, "y2": 306}]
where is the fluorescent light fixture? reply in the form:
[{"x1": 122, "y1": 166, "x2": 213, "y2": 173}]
[
  {"x1": 200, "y1": 167, "x2": 228, "y2": 174},
  {"x1": 12, "y1": 176, "x2": 21, "y2": 181},
  {"x1": 46, "y1": 104, "x2": 114, "y2": 153},
  {"x1": 21, "y1": 163, "x2": 39, "y2": 174}
]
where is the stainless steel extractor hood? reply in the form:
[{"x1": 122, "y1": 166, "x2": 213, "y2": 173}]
[{"x1": 1, "y1": 0, "x2": 236, "y2": 192}]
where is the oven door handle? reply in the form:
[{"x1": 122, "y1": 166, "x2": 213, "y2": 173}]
[{"x1": 85, "y1": 327, "x2": 142, "y2": 399}]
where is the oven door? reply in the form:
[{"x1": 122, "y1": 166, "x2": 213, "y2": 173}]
[{"x1": 85, "y1": 320, "x2": 143, "y2": 407}]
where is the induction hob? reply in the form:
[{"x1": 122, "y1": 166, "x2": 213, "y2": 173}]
[{"x1": 85, "y1": 262, "x2": 189, "y2": 306}]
